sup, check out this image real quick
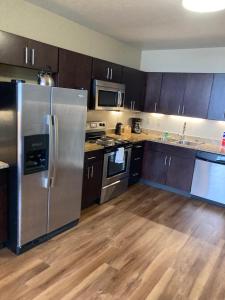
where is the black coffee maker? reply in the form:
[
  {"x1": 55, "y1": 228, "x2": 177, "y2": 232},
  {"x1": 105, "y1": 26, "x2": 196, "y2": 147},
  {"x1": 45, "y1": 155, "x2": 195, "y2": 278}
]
[
  {"x1": 115, "y1": 122, "x2": 123, "y2": 135},
  {"x1": 131, "y1": 118, "x2": 142, "y2": 134}
]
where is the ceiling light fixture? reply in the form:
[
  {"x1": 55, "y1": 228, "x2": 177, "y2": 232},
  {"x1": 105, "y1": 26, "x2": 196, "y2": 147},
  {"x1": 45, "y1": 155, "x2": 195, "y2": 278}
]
[{"x1": 182, "y1": 0, "x2": 225, "y2": 12}]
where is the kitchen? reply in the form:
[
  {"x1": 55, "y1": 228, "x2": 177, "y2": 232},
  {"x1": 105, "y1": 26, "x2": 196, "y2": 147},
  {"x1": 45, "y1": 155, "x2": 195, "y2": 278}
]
[{"x1": 1, "y1": 0, "x2": 225, "y2": 299}]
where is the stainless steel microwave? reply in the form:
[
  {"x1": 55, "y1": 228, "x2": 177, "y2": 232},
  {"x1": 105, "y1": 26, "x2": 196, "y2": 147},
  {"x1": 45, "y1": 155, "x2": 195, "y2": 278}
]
[{"x1": 92, "y1": 80, "x2": 125, "y2": 111}]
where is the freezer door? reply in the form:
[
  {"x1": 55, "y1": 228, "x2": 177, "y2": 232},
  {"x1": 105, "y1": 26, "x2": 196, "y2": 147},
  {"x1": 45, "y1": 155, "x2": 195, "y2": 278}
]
[
  {"x1": 18, "y1": 83, "x2": 51, "y2": 246},
  {"x1": 48, "y1": 87, "x2": 87, "y2": 232}
]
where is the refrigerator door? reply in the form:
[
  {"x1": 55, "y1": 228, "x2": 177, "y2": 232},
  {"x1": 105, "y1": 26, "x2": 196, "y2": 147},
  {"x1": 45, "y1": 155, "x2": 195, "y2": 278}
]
[
  {"x1": 18, "y1": 83, "x2": 51, "y2": 246},
  {"x1": 48, "y1": 87, "x2": 87, "y2": 232}
]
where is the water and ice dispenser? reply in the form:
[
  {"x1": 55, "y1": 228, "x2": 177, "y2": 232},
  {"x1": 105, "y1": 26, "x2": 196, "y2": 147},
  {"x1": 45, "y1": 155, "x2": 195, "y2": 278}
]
[{"x1": 24, "y1": 135, "x2": 49, "y2": 175}]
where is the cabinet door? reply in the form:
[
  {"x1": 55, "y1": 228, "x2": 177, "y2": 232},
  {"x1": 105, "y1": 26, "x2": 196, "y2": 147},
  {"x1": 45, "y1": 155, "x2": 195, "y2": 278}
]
[
  {"x1": 82, "y1": 152, "x2": 103, "y2": 209},
  {"x1": 0, "y1": 31, "x2": 28, "y2": 67},
  {"x1": 123, "y1": 67, "x2": 146, "y2": 111},
  {"x1": 159, "y1": 73, "x2": 186, "y2": 115},
  {"x1": 182, "y1": 73, "x2": 213, "y2": 118},
  {"x1": 166, "y1": 155, "x2": 195, "y2": 192},
  {"x1": 142, "y1": 144, "x2": 167, "y2": 184},
  {"x1": 0, "y1": 171, "x2": 7, "y2": 244},
  {"x1": 144, "y1": 73, "x2": 163, "y2": 113},
  {"x1": 92, "y1": 58, "x2": 123, "y2": 82},
  {"x1": 28, "y1": 40, "x2": 58, "y2": 72},
  {"x1": 129, "y1": 142, "x2": 144, "y2": 185},
  {"x1": 58, "y1": 49, "x2": 92, "y2": 97},
  {"x1": 208, "y1": 74, "x2": 225, "y2": 121}
]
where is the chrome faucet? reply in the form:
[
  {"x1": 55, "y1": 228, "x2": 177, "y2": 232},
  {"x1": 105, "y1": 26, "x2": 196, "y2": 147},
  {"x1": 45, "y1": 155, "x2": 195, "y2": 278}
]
[{"x1": 180, "y1": 122, "x2": 187, "y2": 141}]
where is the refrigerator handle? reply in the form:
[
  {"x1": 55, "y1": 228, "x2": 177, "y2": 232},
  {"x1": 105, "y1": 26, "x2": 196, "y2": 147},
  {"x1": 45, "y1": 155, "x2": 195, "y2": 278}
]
[
  {"x1": 51, "y1": 114, "x2": 59, "y2": 187},
  {"x1": 42, "y1": 114, "x2": 54, "y2": 189}
]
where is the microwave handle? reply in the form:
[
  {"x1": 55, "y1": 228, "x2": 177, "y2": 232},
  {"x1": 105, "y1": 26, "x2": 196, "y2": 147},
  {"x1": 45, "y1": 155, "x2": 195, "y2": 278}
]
[{"x1": 118, "y1": 91, "x2": 122, "y2": 107}]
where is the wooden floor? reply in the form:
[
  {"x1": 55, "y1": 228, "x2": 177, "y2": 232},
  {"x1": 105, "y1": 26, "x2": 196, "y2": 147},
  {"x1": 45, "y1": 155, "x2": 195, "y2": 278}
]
[{"x1": 1, "y1": 184, "x2": 225, "y2": 299}]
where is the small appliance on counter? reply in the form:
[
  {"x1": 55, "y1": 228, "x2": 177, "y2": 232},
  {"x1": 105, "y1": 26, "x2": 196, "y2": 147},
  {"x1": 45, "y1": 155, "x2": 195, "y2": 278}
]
[
  {"x1": 86, "y1": 121, "x2": 132, "y2": 204},
  {"x1": 131, "y1": 118, "x2": 142, "y2": 134},
  {"x1": 115, "y1": 122, "x2": 123, "y2": 135}
]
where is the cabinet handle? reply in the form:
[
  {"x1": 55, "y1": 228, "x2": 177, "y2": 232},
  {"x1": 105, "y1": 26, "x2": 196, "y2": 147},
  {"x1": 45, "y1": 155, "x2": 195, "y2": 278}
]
[
  {"x1": 110, "y1": 68, "x2": 113, "y2": 80},
  {"x1": 91, "y1": 165, "x2": 94, "y2": 178},
  {"x1": 135, "y1": 145, "x2": 143, "y2": 149},
  {"x1": 164, "y1": 155, "x2": 168, "y2": 166},
  {"x1": 133, "y1": 101, "x2": 135, "y2": 111},
  {"x1": 168, "y1": 156, "x2": 172, "y2": 167},
  {"x1": 154, "y1": 102, "x2": 157, "y2": 112},
  {"x1": 178, "y1": 105, "x2": 181, "y2": 115},
  {"x1": 106, "y1": 67, "x2": 109, "y2": 80},
  {"x1": 87, "y1": 156, "x2": 96, "y2": 160},
  {"x1": 87, "y1": 166, "x2": 90, "y2": 180},
  {"x1": 132, "y1": 172, "x2": 139, "y2": 177},
  {"x1": 25, "y1": 47, "x2": 29, "y2": 64},
  {"x1": 130, "y1": 101, "x2": 133, "y2": 110},
  {"x1": 182, "y1": 105, "x2": 185, "y2": 115},
  {"x1": 31, "y1": 49, "x2": 35, "y2": 65},
  {"x1": 134, "y1": 157, "x2": 141, "y2": 161}
]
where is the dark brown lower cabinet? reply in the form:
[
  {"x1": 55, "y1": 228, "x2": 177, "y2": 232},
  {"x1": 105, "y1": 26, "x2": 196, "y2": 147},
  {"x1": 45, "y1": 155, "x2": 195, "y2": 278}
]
[
  {"x1": 142, "y1": 142, "x2": 196, "y2": 192},
  {"x1": 0, "y1": 169, "x2": 8, "y2": 247},
  {"x1": 129, "y1": 142, "x2": 144, "y2": 185},
  {"x1": 82, "y1": 150, "x2": 104, "y2": 209}
]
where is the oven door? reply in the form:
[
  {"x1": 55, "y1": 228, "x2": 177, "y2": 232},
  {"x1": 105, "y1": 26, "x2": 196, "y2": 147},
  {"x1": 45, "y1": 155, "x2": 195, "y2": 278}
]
[
  {"x1": 95, "y1": 86, "x2": 125, "y2": 111},
  {"x1": 102, "y1": 147, "x2": 131, "y2": 186}
]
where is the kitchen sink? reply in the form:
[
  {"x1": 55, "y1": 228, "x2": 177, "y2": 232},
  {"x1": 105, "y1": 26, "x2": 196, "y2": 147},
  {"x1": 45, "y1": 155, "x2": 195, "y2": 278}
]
[
  {"x1": 156, "y1": 137, "x2": 177, "y2": 143},
  {"x1": 175, "y1": 140, "x2": 202, "y2": 146}
]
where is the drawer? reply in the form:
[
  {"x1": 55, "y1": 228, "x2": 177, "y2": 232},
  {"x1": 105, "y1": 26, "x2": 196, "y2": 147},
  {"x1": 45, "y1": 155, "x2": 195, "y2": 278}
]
[
  {"x1": 132, "y1": 142, "x2": 145, "y2": 157},
  {"x1": 85, "y1": 150, "x2": 103, "y2": 164}
]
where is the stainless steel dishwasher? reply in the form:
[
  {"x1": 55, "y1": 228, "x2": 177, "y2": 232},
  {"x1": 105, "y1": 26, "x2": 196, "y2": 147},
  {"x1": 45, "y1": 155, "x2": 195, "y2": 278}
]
[{"x1": 191, "y1": 151, "x2": 225, "y2": 205}]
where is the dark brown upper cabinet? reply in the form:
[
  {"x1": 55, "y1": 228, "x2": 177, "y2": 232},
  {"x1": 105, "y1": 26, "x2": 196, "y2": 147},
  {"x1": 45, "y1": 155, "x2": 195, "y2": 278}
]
[
  {"x1": 0, "y1": 30, "x2": 58, "y2": 72},
  {"x1": 0, "y1": 31, "x2": 28, "y2": 68},
  {"x1": 27, "y1": 40, "x2": 58, "y2": 72},
  {"x1": 159, "y1": 73, "x2": 186, "y2": 115},
  {"x1": 208, "y1": 74, "x2": 225, "y2": 121},
  {"x1": 92, "y1": 58, "x2": 123, "y2": 83},
  {"x1": 182, "y1": 73, "x2": 213, "y2": 119},
  {"x1": 122, "y1": 67, "x2": 146, "y2": 111},
  {"x1": 57, "y1": 49, "x2": 92, "y2": 97},
  {"x1": 144, "y1": 72, "x2": 163, "y2": 113}
]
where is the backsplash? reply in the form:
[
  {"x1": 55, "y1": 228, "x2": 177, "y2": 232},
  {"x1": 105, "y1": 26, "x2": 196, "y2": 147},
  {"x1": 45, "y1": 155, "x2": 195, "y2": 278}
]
[
  {"x1": 141, "y1": 113, "x2": 225, "y2": 141},
  {"x1": 87, "y1": 110, "x2": 139, "y2": 129}
]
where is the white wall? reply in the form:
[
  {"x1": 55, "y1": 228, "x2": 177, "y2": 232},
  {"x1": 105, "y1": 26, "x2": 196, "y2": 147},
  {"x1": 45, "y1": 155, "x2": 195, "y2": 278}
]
[
  {"x1": 0, "y1": 0, "x2": 141, "y2": 68},
  {"x1": 141, "y1": 48, "x2": 225, "y2": 73}
]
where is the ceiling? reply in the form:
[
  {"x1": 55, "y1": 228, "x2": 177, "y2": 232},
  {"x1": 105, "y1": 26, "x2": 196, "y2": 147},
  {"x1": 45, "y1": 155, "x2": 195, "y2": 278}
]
[{"x1": 27, "y1": 0, "x2": 225, "y2": 50}]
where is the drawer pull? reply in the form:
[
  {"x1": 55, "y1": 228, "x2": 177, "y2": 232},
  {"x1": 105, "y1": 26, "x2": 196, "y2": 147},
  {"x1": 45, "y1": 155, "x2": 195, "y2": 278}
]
[
  {"x1": 134, "y1": 157, "x2": 141, "y2": 161},
  {"x1": 132, "y1": 172, "x2": 139, "y2": 177},
  {"x1": 87, "y1": 156, "x2": 96, "y2": 160},
  {"x1": 135, "y1": 145, "x2": 143, "y2": 149}
]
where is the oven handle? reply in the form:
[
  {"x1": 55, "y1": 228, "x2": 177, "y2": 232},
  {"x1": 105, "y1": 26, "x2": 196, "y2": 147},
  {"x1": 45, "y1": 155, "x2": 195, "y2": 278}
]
[{"x1": 102, "y1": 180, "x2": 121, "y2": 189}]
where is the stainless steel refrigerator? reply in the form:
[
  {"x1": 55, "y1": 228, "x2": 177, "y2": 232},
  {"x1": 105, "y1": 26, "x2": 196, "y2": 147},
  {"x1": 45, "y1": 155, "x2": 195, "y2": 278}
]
[{"x1": 0, "y1": 82, "x2": 87, "y2": 254}]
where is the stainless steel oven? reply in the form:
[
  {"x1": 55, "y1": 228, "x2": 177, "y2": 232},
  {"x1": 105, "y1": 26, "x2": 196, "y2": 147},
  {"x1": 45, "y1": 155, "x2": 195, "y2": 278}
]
[
  {"x1": 92, "y1": 80, "x2": 125, "y2": 111},
  {"x1": 100, "y1": 145, "x2": 132, "y2": 204}
]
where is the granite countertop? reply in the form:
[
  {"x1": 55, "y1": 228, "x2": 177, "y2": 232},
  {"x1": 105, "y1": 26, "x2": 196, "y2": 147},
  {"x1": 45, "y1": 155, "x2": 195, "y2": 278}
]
[
  {"x1": 0, "y1": 161, "x2": 9, "y2": 169},
  {"x1": 85, "y1": 130, "x2": 225, "y2": 156}
]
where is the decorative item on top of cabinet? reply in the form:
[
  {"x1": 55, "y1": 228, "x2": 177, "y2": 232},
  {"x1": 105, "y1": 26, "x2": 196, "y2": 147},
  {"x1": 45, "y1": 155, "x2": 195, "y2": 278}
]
[
  {"x1": 144, "y1": 72, "x2": 163, "y2": 113},
  {"x1": 122, "y1": 67, "x2": 146, "y2": 111},
  {"x1": 57, "y1": 48, "x2": 92, "y2": 100},
  {"x1": 182, "y1": 73, "x2": 213, "y2": 119},
  {"x1": 129, "y1": 142, "x2": 144, "y2": 185},
  {"x1": 208, "y1": 74, "x2": 225, "y2": 121},
  {"x1": 92, "y1": 58, "x2": 123, "y2": 83},
  {"x1": 142, "y1": 142, "x2": 196, "y2": 192},
  {"x1": 159, "y1": 73, "x2": 186, "y2": 115},
  {"x1": 82, "y1": 150, "x2": 104, "y2": 209},
  {"x1": 0, "y1": 169, "x2": 8, "y2": 248}
]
